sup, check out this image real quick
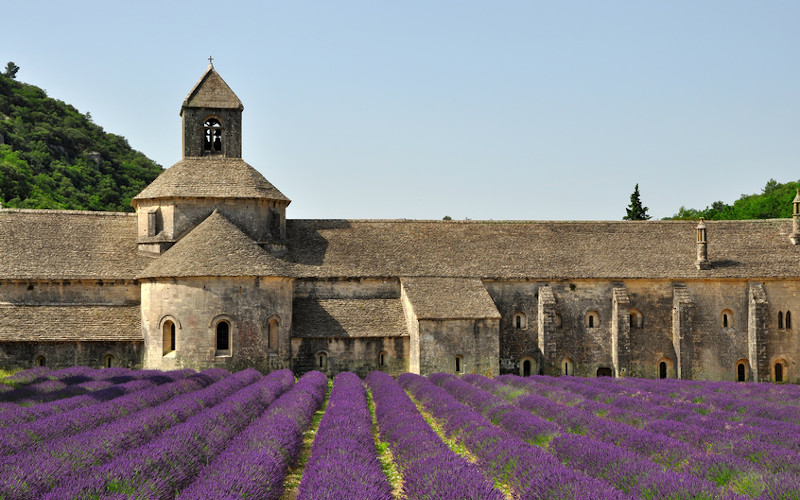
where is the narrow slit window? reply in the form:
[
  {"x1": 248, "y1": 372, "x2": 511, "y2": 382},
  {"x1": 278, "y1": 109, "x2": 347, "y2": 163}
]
[
  {"x1": 779, "y1": 311, "x2": 784, "y2": 330},
  {"x1": 787, "y1": 311, "x2": 792, "y2": 329},
  {"x1": 268, "y1": 318, "x2": 279, "y2": 351},
  {"x1": 216, "y1": 321, "x2": 230, "y2": 352}
]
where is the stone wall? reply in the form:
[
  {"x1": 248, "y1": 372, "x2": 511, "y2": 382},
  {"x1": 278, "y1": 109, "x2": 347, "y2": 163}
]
[
  {"x1": 182, "y1": 107, "x2": 242, "y2": 158},
  {"x1": 416, "y1": 318, "x2": 499, "y2": 377},
  {"x1": 293, "y1": 278, "x2": 399, "y2": 300},
  {"x1": 0, "y1": 341, "x2": 143, "y2": 370},
  {"x1": 290, "y1": 336, "x2": 408, "y2": 377},
  {"x1": 141, "y1": 276, "x2": 292, "y2": 372},
  {"x1": 136, "y1": 198, "x2": 287, "y2": 248},
  {"x1": 0, "y1": 280, "x2": 139, "y2": 305}
]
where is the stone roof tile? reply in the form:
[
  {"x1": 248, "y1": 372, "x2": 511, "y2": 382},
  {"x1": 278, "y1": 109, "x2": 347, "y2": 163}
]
[
  {"x1": 0, "y1": 209, "x2": 146, "y2": 280},
  {"x1": 138, "y1": 210, "x2": 289, "y2": 279},
  {"x1": 291, "y1": 298, "x2": 407, "y2": 338},
  {"x1": 132, "y1": 157, "x2": 289, "y2": 202},
  {"x1": 401, "y1": 277, "x2": 501, "y2": 319},
  {"x1": 182, "y1": 65, "x2": 243, "y2": 110},
  {"x1": 0, "y1": 305, "x2": 142, "y2": 341},
  {"x1": 287, "y1": 219, "x2": 800, "y2": 280}
]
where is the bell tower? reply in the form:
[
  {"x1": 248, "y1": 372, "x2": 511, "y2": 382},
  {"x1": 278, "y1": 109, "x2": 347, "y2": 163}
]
[
  {"x1": 132, "y1": 61, "x2": 290, "y2": 257},
  {"x1": 181, "y1": 58, "x2": 244, "y2": 159}
]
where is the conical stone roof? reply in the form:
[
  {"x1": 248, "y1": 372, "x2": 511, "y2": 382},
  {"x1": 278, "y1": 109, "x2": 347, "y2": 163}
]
[
  {"x1": 139, "y1": 210, "x2": 290, "y2": 279},
  {"x1": 132, "y1": 157, "x2": 289, "y2": 202}
]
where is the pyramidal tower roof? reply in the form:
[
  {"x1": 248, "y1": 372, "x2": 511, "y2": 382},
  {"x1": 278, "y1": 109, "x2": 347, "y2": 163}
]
[
  {"x1": 138, "y1": 210, "x2": 289, "y2": 278},
  {"x1": 182, "y1": 62, "x2": 243, "y2": 111}
]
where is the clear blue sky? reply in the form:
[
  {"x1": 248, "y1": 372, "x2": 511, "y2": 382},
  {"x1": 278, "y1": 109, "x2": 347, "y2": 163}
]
[{"x1": 5, "y1": 1, "x2": 799, "y2": 220}]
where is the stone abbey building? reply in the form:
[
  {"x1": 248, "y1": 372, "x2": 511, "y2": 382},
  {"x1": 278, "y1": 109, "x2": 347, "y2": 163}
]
[{"x1": 2, "y1": 64, "x2": 800, "y2": 382}]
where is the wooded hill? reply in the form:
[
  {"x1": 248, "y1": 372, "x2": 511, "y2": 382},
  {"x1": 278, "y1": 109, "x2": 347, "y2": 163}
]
[
  {"x1": 0, "y1": 71, "x2": 161, "y2": 212},
  {"x1": 669, "y1": 178, "x2": 800, "y2": 220}
]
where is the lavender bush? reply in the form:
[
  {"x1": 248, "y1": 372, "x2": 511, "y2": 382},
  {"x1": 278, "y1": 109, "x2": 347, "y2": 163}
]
[
  {"x1": 366, "y1": 371, "x2": 504, "y2": 500},
  {"x1": 297, "y1": 372, "x2": 393, "y2": 500},
  {"x1": 44, "y1": 369, "x2": 295, "y2": 499},
  {"x1": 400, "y1": 373, "x2": 633, "y2": 499},
  {"x1": 179, "y1": 370, "x2": 328, "y2": 500},
  {"x1": 0, "y1": 368, "x2": 263, "y2": 499}
]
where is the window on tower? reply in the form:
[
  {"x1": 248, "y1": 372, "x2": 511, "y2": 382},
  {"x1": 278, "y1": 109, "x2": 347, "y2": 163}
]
[{"x1": 203, "y1": 118, "x2": 222, "y2": 153}]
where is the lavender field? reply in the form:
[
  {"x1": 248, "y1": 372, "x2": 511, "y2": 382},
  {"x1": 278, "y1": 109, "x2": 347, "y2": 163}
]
[{"x1": 1, "y1": 366, "x2": 799, "y2": 499}]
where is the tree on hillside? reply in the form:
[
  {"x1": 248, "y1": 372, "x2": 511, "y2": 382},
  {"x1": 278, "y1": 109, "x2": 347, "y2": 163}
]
[
  {"x1": 3, "y1": 62, "x2": 19, "y2": 79},
  {"x1": 623, "y1": 184, "x2": 651, "y2": 220}
]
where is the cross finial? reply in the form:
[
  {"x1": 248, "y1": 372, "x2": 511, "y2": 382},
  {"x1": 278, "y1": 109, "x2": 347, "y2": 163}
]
[{"x1": 208, "y1": 56, "x2": 214, "y2": 67}]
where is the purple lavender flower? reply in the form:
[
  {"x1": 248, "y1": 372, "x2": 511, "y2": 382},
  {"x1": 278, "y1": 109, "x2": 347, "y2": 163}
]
[{"x1": 297, "y1": 372, "x2": 393, "y2": 500}]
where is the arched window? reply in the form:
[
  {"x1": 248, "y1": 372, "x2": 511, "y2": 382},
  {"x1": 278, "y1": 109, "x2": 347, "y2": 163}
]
[
  {"x1": 721, "y1": 309, "x2": 734, "y2": 329},
  {"x1": 779, "y1": 311, "x2": 784, "y2": 330},
  {"x1": 34, "y1": 355, "x2": 46, "y2": 367},
  {"x1": 514, "y1": 312, "x2": 527, "y2": 330},
  {"x1": 562, "y1": 358, "x2": 574, "y2": 376},
  {"x1": 596, "y1": 367, "x2": 613, "y2": 377},
  {"x1": 163, "y1": 320, "x2": 176, "y2": 356},
  {"x1": 317, "y1": 352, "x2": 328, "y2": 370},
  {"x1": 629, "y1": 309, "x2": 643, "y2": 329},
  {"x1": 379, "y1": 351, "x2": 387, "y2": 367},
  {"x1": 455, "y1": 355, "x2": 464, "y2": 374},
  {"x1": 659, "y1": 361, "x2": 667, "y2": 379},
  {"x1": 586, "y1": 311, "x2": 599, "y2": 329},
  {"x1": 104, "y1": 354, "x2": 114, "y2": 368},
  {"x1": 216, "y1": 321, "x2": 230, "y2": 354},
  {"x1": 268, "y1": 317, "x2": 279, "y2": 351},
  {"x1": 520, "y1": 356, "x2": 537, "y2": 377},
  {"x1": 775, "y1": 361, "x2": 785, "y2": 383},
  {"x1": 786, "y1": 311, "x2": 792, "y2": 330},
  {"x1": 203, "y1": 118, "x2": 222, "y2": 153},
  {"x1": 736, "y1": 359, "x2": 749, "y2": 382}
]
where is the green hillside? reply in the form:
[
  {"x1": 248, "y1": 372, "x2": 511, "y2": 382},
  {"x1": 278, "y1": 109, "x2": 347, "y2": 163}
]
[
  {"x1": 0, "y1": 69, "x2": 161, "y2": 212},
  {"x1": 669, "y1": 178, "x2": 800, "y2": 220}
]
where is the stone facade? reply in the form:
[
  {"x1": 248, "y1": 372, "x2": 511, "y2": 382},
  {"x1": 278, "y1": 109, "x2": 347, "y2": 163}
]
[{"x1": 1, "y1": 64, "x2": 800, "y2": 382}]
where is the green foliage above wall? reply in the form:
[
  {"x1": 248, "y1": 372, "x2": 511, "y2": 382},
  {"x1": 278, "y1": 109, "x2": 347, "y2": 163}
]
[
  {"x1": 670, "y1": 178, "x2": 800, "y2": 220},
  {"x1": 0, "y1": 72, "x2": 162, "y2": 212}
]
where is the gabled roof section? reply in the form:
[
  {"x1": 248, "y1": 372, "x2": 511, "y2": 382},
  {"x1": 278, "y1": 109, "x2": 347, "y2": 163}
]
[
  {"x1": 401, "y1": 277, "x2": 501, "y2": 320},
  {"x1": 0, "y1": 209, "x2": 145, "y2": 280},
  {"x1": 182, "y1": 64, "x2": 243, "y2": 111},
  {"x1": 0, "y1": 305, "x2": 142, "y2": 342},
  {"x1": 292, "y1": 298, "x2": 407, "y2": 338},
  {"x1": 132, "y1": 157, "x2": 289, "y2": 202},
  {"x1": 139, "y1": 210, "x2": 289, "y2": 279},
  {"x1": 287, "y1": 219, "x2": 800, "y2": 280}
]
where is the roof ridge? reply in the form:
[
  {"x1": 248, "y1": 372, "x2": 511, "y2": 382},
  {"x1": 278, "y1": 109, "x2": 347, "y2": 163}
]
[{"x1": 0, "y1": 208, "x2": 135, "y2": 217}]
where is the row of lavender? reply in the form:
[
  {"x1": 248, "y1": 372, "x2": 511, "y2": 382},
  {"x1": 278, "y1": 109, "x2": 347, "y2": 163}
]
[
  {"x1": 479, "y1": 374, "x2": 800, "y2": 498},
  {"x1": 0, "y1": 365, "x2": 183, "y2": 405},
  {"x1": 4, "y1": 365, "x2": 800, "y2": 498},
  {"x1": 0, "y1": 367, "x2": 337, "y2": 499}
]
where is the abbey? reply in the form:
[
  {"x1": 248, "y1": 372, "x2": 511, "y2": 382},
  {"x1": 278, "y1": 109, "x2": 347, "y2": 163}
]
[{"x1": 2, "y1": 64, "x2": 800, "y2": 382}]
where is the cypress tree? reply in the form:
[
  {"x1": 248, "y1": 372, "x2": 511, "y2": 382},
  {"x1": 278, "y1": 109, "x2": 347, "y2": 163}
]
[{"x1": 624, "y1": 184, "x2": 651, "y2": 220}]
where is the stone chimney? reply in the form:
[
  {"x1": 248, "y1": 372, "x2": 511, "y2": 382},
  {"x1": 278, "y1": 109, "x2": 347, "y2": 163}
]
[
  {"x1": 790, "y1": 189, "x2": 800, "y2": 245},
  {"x1": 696, "y1": 218, "x2": 710, "y2": 270}
]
